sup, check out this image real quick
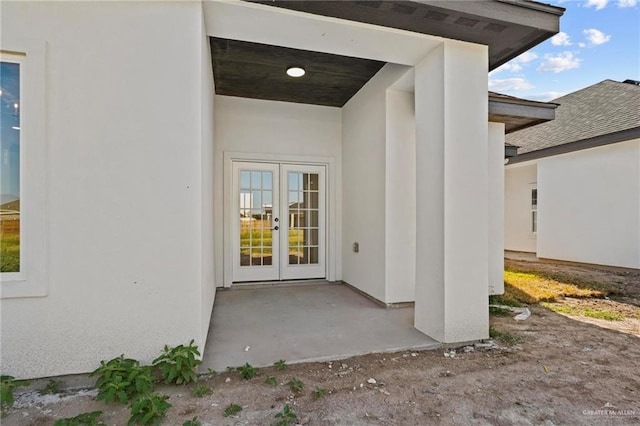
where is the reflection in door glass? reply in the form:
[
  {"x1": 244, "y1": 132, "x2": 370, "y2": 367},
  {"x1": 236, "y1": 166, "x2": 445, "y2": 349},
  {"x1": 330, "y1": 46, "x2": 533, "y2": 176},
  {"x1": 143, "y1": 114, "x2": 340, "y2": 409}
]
[
  {"x1": 239, "y1": 170, "x2": 274, "y2": 267},
  {"x1": 287, "y1": 172, "x2": 320, "y2": 265}
]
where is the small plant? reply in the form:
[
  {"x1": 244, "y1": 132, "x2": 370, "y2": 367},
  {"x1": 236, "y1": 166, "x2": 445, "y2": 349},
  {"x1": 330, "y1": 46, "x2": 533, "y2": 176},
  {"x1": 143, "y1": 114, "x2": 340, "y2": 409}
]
[
  {"x1": 489, "y1": 306, "x2": 512, "y2": 317},
  {"x1": 54, "y1": 411, "x2": 106, "y2": 426},
  {"x1": 1, "y1": 375, "x2": 30, "y2": 416},
  {"x1": 44, "y1": 379, "x2": 61, "y2": 394},
  {"x1": 90, "y1": 356, "x2": 154, "y2": 404},
  {"x1": 287, "y1": 377, "x2": 304, "y2": 394},
  {"x1": 312, "y1": 386, "x2": 327, "y2": 400},
  {"x1": 264, "y1": 375, "x2": 278, "y2": 387},
  {"x1": 190, "y1": 384, "x2": 212, "y2": 398},
  {"x1": 224, "y1": 403, "x2": 242, "y2": 417},
  {"x1": 182, "y1": 417, "x2": 201, "y2": 426},
  {"x1": 489, "y1": 326, "x2": 523, "y2": 344},
  {"x1": 206, "y1": 368, "x2": 216, "y2": 376},
  {"x1": 273, "y1": 360, "x2": 288, "y2": 370},
  {"x1": 273, "y1": 404, "x2": 297, "y2": 426},
  {"x1": 237, "y1": 363, "x2": 258, "y2": 380},
  {"x1": 153, "y1": 340, "x2": 201, "y2": 385},
  {"x1": 128, "y1": 393, "x2": 171, "y2": 425}
]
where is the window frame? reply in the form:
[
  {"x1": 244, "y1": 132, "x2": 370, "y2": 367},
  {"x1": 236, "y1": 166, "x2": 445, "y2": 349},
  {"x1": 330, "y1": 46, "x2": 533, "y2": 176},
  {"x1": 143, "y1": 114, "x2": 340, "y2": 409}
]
[
  {"x1": 0, "y1": 37, "x2": 48, "y2": 298},
  {"x1": 1, "y1": 53, "x2": 26, "y2": 281},
  {"x1": 530, "y1": 185, "x2": 538, "y2": 236}
]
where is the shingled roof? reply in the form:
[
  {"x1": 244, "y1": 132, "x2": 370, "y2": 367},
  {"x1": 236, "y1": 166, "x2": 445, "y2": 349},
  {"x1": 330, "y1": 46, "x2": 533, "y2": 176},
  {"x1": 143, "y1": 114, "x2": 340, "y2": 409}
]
[{"x1": 506, "y1": 79, "x2": 640, "y2": 160}]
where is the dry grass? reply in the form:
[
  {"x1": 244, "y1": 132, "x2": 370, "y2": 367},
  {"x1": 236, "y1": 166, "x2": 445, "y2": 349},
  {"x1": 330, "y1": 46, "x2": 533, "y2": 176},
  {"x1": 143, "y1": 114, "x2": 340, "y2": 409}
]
[
  {"x1": 503, "y1": 270, "x2": 605, "y2": 303},
  {"x1": 540, "y1": 303, "x2": 625, "y2": 321}
]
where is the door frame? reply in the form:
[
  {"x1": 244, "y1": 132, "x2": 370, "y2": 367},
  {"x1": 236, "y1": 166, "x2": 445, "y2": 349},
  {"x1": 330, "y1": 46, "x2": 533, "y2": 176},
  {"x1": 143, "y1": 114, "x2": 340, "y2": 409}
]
[{"x1": 223, "y1": 151, "x2": 337, "y2": 287}]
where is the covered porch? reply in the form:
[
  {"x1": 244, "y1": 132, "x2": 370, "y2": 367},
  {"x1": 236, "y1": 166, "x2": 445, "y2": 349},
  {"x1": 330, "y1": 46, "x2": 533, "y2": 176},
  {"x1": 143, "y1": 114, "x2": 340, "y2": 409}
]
[{"x1": 201, "y1": 283, "x2": 439, "y2": 371}]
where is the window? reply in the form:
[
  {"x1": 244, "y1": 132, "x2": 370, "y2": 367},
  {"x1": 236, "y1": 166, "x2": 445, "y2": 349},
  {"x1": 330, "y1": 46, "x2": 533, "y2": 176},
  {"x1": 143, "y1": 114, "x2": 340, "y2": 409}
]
[
  {"x1": 1, "y1": 37, "x2": 47, "y2": 298},
  {"x1": 1, "y1": 56, "x2": 23, "y2": 274},
  {"x1": 531, "y1": 187, "x2": 537, "y2": 234}
]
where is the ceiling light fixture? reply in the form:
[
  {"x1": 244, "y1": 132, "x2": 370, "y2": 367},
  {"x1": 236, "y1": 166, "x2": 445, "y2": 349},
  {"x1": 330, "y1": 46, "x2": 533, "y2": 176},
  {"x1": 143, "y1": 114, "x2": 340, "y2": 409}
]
[{"x1": 286, "y1": 66, "x2": 305, "y2": 78}]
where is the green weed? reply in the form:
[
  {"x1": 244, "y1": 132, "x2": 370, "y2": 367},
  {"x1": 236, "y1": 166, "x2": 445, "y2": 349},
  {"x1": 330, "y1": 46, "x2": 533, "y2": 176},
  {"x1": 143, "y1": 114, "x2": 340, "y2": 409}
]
[
  {"x1": 273, "y1": 404, "x2": 297, "y2": 426},
  {"x1": 224, "y1": 403, "x2": 242, "y2": 417},
  {"x1": 264, "y1": 375, "x2": 278, "y2": 387},
  {"x1": 287, "y1": 377, "x2": 304, "y2": 394},
  {"x1": 312, "y1": 387, "x2": 327, "y2": 400},
  {"x1": 237, "y1": 363, "x2": 258, "y2": 380},
  {"x1": 152, "y1": 340, "x2": 201, "y2": 385},
  {"x1": 1, "y1": 375, "x2": 30, "y2": 416},
  {"x1": 90, "y1": 356, "x2": 154, "y2": 404},
  {"x1": 190, "y1": 384, "x2": 212, "y2": 398},
  {"x1": 273, "y1": 360, "x2": 288, "y2": 370},
  {"x1": 127, "y1": 393, "x2": 171, "y2": 425},
  {"x1": 489, "y1": 326, "x2": 523, "y2": 344},
  {"x1": 53, "y1": 411, "x2": 105, "y2": 426}
]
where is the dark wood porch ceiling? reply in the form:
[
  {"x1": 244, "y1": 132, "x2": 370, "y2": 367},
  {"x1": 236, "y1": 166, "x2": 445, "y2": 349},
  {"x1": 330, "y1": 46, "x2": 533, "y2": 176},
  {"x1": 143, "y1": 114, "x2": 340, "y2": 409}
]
[{"x1": 211, "y1": 38, "x2": 385, "y2": 107}]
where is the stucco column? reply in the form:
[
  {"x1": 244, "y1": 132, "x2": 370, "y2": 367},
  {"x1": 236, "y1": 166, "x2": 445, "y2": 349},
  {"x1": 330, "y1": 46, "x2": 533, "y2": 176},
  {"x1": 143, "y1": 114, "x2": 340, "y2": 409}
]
[
  {"x1": 414, "y1": 41, "x2": 489, "y2": 343},
  {"x1": 488, "y1": 122, "x2": 505, "y2": 295}
]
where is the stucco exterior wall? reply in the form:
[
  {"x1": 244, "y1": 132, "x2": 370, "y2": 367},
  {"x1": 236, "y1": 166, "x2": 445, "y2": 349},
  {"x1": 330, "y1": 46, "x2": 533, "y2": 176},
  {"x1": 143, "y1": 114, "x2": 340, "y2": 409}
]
[
  {"x1": 537, "y1": 139, "x2": 640, "y2": 268},
  {"x1": 341, "y1": 64, "x2": 411, "y2": 303},
  {"x1": 504, "y1": 162, "x2": 538, "y2": 253},
  {"x1": 384, "y1": 88, "x2": 416, "y2": 303},
  {"x1": 0, "y1": 1, "x2": 213, "y2": 379}
]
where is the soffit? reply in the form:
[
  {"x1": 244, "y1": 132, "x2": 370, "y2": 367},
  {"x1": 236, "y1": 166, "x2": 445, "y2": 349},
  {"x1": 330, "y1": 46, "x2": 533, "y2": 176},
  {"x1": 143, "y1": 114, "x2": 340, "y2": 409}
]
[{"x1": 247, "y1": 0, "x2": 564, "y2": 70}]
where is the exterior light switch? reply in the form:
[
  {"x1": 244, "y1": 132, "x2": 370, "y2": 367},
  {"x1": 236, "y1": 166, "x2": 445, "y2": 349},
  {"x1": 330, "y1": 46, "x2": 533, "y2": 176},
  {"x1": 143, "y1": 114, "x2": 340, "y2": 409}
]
[{"x1": 352, "y1": 242, "x2": 359, "y2": 253}]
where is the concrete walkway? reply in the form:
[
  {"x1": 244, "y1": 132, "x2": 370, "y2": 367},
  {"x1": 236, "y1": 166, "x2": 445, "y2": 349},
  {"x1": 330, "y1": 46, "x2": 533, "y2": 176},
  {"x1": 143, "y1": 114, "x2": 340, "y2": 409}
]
[{"x1": 200, "y1": 283, "x2": 438, "y2": 372}]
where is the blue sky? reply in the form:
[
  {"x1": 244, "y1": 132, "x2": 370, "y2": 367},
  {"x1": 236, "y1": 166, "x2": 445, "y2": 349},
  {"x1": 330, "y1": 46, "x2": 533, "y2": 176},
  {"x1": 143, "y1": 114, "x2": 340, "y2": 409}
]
[{"x1": 489, "y1": 0, "x2": 640, "y2": 101}]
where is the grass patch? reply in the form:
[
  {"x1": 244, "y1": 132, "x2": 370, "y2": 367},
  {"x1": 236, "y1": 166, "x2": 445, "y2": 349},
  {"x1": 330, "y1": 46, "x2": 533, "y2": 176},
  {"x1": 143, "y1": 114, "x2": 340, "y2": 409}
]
[
  {"x1": 489, "y1": 326, "x2": 522, "y2": 344},
  {"x1": 541, "y1": 302, "x2": 625, "y2": 321},
  {"x1": 504, "y1": 270, "x2": 604, "y2": 303},
  {"x1": 489, "y1": 306, "x2": 512, "y2": 317},
  {"x1": 489, "y1": 294, "x2": 522, "y2": 308},
  {"x1": 0, "y1": 233, "x2": 20, "y2": 273}
]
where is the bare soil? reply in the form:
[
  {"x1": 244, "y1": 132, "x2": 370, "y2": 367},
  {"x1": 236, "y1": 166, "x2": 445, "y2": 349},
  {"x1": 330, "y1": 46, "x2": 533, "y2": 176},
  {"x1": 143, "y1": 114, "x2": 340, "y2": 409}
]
[{"x1": 6, "y1": 261, "x2": 640, "y2": 425}]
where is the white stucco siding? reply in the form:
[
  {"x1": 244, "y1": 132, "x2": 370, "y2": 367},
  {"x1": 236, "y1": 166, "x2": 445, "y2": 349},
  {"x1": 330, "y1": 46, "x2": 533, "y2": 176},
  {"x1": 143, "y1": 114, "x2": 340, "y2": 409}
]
[
  {"x1": 385, "y1": 89, "x2": 416, "y2": 303},
  {"x1": 537, "y1": 139, "x2": 640, "y2": 268},
  {"x1": 200, "y1": 15, "x2": 216, "y2": 342},
  {"x1": 504, "y1": 162, "x2": 538, "y2": 253},
  {"x1": 488, "y1": 122, "x2": 505, "y2": 295},
  {"x1": 212, "y1": 95, "x2": 342, "y2": 286},
  {"x1": 1, "y1": 1, "x2": 212, "y2": 379},
  {"x1": 341, "y1": 64, "x2": 411, "y2": 303}
]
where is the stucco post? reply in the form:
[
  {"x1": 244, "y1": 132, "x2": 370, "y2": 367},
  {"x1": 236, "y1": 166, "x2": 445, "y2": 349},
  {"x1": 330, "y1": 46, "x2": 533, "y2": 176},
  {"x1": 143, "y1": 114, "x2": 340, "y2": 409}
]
[
  {"x1": 488, "y1": 122, "x2": 505, "y2": 295},
  {"x1": 414, "y1": 41, "x2": 489, "y2": 343}
]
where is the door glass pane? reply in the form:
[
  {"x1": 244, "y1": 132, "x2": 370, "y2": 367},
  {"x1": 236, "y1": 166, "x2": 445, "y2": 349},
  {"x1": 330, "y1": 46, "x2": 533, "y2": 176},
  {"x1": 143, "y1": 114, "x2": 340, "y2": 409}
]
[
  {"x1": 287, "y1": 171, "x2": 320, "y2": 266},
  {"x1": 239, "y1": 169, "x2": 273, "y2": 268}
]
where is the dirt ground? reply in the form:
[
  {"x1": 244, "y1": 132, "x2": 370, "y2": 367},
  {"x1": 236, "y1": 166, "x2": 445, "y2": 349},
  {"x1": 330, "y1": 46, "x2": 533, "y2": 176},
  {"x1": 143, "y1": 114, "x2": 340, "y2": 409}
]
[{"x1": 5, "y1": 261, "x2": 640, "y2": 425}]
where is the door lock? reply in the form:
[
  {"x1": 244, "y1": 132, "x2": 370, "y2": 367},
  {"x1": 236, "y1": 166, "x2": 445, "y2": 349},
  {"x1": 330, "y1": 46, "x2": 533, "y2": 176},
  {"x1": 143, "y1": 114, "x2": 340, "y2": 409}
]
[{"x1": 273, "y1": 226, "x2": 279, "y2": 231}]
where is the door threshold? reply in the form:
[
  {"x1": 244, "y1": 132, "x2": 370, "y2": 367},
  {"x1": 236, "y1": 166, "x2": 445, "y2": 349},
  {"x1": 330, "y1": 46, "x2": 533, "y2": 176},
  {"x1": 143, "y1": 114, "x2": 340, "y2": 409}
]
[{"x1": 229, "y1": 279, "x2": 332, "y2": 290}]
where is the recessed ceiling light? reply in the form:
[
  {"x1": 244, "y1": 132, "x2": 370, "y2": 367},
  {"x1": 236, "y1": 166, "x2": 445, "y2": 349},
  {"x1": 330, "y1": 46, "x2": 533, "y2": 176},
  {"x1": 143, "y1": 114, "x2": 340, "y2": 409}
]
[{"x1": 286, "y1": 66, "x2": 305, "y2": 78}]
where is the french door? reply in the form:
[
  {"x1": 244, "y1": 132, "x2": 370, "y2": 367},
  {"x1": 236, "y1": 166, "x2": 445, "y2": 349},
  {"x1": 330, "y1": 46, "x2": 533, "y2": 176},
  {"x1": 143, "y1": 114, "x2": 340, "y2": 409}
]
[{"x1": 232, "y1": 162, "x2": 326, "y2": 282}]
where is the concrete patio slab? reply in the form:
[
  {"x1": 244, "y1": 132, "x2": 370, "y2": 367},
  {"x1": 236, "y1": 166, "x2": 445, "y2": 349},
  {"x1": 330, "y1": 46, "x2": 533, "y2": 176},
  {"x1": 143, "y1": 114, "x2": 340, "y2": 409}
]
[{"x1": 200, "y1": 283, "x2": 439, "y2": 372}]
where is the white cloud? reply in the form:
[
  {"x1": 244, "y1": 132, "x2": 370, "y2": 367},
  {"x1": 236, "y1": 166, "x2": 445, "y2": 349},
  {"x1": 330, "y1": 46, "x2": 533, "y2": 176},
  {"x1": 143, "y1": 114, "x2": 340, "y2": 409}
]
[
  {"x1": 583, "y1": 28, "x2": 612, "y2": 45},
  {"x1": 578, "y1": 42, "x2": 587, "y2": 48},
  {"x1": 516, "y1": 51, "x2": 539, "y2": 64},
  {"x1": 488, "y1": 78, "x2": 534, "y2": 92},
  {"x1": 489, "y1": 51, "x2": 538, "y2": 75},
  {"x1": 617, "y1": 0, "x2": 637, "y2": 7},
  {"x1": 537, "y1": 52, "x2": 581, "y2": 73},
  {"x1": 490, "y1": 62, "x2": 523, "y2": 75},
  {"x1": 551, "y1": 32, "x2": 572, "y2": 46},
  {"x1": 585, "y1": 0, "x2": 608, "y2": 9}
]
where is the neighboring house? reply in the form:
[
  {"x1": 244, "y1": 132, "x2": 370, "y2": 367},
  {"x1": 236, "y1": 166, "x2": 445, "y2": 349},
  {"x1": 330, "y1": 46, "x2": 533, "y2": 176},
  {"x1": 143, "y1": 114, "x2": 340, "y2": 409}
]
[
  {"x1": 505, "y1": 79, "x2": 640, "y2": 269},
  {"x1": 0, "y1": 0, "x2": 563, "y2": 379}
]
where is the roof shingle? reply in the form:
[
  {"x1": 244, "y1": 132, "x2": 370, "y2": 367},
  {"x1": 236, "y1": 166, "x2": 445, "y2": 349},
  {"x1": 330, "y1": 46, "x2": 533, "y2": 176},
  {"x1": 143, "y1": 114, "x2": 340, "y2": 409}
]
[{"x1": 506, "y1": 79, "x2": 640, "y2": 154}]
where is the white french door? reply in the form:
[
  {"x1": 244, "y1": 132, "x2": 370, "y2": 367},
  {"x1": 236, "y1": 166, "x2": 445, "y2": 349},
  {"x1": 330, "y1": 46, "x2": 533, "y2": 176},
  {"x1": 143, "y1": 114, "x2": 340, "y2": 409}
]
[{"x1": 232, "y1": 162, "x2": 326, "y2": 282}]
